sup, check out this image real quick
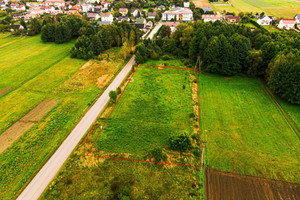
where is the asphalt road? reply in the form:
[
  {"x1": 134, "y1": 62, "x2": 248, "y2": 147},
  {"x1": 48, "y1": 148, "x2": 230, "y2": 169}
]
[
  {"x1": 146, "y1": 23, "x2": 163, "y2": 39},
  {"x1": 17, "y1": 56, "x2": 136, "y2": 200}
]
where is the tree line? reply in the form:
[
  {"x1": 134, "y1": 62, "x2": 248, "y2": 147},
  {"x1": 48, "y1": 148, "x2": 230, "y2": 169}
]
[{"x1": 136, "y1": 22, "x2": 300, "y2": 104}]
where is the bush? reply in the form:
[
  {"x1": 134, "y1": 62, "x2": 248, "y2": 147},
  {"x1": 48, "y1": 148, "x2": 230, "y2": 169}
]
[
  {"x1": 193, "y1": 146, "x2": 200, "y2": 157},
  {"x1": 189, "y1": 113, "x2": 195, "y2": 118},
  {"x1": 150, "y1": 148, "x2": 167, "y2": 162},
  {"x1": 116, "y1": 87, "x2": 121, "y2": 95},
  {"x1": 161, "y1": 55, "x2": 170, "y2": 60},
  {"x1": 109, "y1": 90, "x2": 117, "y2": 103},
  {"x1": 169, "y1": 132, "x2": 192, "y2": 152}
]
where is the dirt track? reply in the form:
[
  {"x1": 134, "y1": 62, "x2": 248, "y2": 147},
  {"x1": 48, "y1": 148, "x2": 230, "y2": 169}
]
[
  {"x1": 205, "y1": 166, "x2": 300, "y2": 200},
  {"x1": 0, "y1": 99, "x2": 59, "y2": 154}
]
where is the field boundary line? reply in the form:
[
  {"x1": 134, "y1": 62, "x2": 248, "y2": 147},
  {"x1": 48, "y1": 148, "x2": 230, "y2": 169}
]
[
  {"x1": 258, "y1": 78, "x2": 299, "y2": 138},
  {"x1": 0, "y1": 36, "x2": 24, "y2": 48},
  {"x1": 87, "y1": 65, "x2": 202, "y2": 168}
]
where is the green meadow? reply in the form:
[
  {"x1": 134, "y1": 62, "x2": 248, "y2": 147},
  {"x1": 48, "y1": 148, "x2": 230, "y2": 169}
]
[
  {"x1": 91, "y1": 65, "x2": 200, "y2": 166},
  {"x1": 211, "y1": 0, "x2": 300, "y2": 18},
  {"x1": 199, "y1": 74, "x2": 300, "y2": 183},
  {"x1": 0, "y1": 35, "x2": 126, "y2": 199}
]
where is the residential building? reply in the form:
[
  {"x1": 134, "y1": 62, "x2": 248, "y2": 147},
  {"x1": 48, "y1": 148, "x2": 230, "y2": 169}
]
[
  {"x1": 24, "y1": 13, "x2": 39, "y2": 20},
  {"x1": 131, "y1": 9, "x2": 141, "y2": 17},
  {"x1": 101, "y1": 13, "x2": 113, "y2": 22},
  {"x1": 119, "y1": 8, "x2": 128, "y2": 16},
  {"x1": 87, "y1": 12, "x2": 100, "y2": 21},
  {"x1": 45, "y1": 0, "x2": 65, "y2": 7},
  {"x1": 94, "y1": 5, "x2": 101, "y2": 13},
  {"x1": 202, "y1": 14, "x2": 222, "y2": 23},
  {"x1": 162, "y1": 7, "x2": 193, "y2": 21},
  {"x1": 82, "y1": 4, "x2": 95, "y2": 13},
  {"x1": 257, "y1": 15, "x2": 273, "y2": 25},
  {"x1": 165, "y1": 21, "x2": 180, "y2": 32},
  {"x1": 102, "y1": 2, "x2": 110, "y2": 11},
  {"x1": 45, "y1": 6, "x2": 55, "y2": 13},
  {"x1": 278, "y1": 19, "x2": 296, "y2": 30},
  {"x1": 147, "y1": 12, "x2": 157, "y2": 19},
  {"x1": 183, "y1": 2, "x2": 189, "y2": 8},
  {"x1": 155, "y1": 5, "x2": 165, "y2": 10},
  {"x1": 135, "y1": 17, "x2": 146, "y2": 29},
  {"x1": 224, "y1": 15, "x2": 240, "y2": 24},
  {"x1": 15, "y1": 4, "x2": 26, "y2": 11}
]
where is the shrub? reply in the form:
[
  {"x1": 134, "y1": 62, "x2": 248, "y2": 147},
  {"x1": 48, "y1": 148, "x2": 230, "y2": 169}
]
[
  {"x1": 193, "y1": 146, "x2": 200, "y2": 157},
  {"x1": 183, "y1": 85, "x2": 185, "y2": 89},
  {"x1": 116, "y1": 87, "x2": 121, "y2": 95},
  {"x1": 169, "y1": 132, "x2": 192, "y2": 152},
  {"x1": 109, "y1": 90, "x2": 117, "y2": 103},
  {"x1": 189, "y1": 113, "x2": 195, "y2": 118},
  {"x1": 150, "y1": 148, "x2": 167, "y2": 162},
  {"x1": 161, "y1": 55, "x2": 170, "y2": 60}
]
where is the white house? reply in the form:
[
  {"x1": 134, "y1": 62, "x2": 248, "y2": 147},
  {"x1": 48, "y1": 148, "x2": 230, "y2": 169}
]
[
  {"x1": 101, "y1": 13, "x2": 113, "y2": 22},
  {"x1": 45, "y1": 0, "x2": 65, "y2": 7},
  {"x1": 45, "y1": 6, "x2": 55, "y2": 13},
  {"x1": 147, "y1": 12, "x2": 157, "y2": 19},
  {"x1": 278, "y1": 19, "x2": 296, "y2": 30},
  {"x1": 102, "y1": 2, "x2": 110, "y2": 11},
  {"x1": 81, "y1": 3, "x2": 94, "y2": 12},
  {"x1": 15, "y1": 4, "x2": 26, "y2": 11},
  {"x1": 131, "y1": 9, "x2": 141, "y2": 17},
  {"x1": 183, "y1": 2, "x2": 189, "y2": 8},
  {"x1": 202, "y1": 14, "x2": 222, "y2": 23},
  {"x1": 295, "y1": 14, "x2": 300, "y2": 25},
  {"x1": 162, "y1": 7, "x2": 193, "y2": 21},
  {"x1": 257, "y1": 15, "x2": 273, "y2": 25}
]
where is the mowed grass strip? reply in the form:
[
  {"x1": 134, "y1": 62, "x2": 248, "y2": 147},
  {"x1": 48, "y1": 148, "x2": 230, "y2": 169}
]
[
  {"x1": 199, "y1": 74, "x2": 300, "y2": 183},
  {"x1": 93, "y1": 66, "x2": 196, "y2": 158}
]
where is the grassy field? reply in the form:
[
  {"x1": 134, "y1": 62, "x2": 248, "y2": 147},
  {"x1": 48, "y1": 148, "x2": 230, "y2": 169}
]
[
  {"x1": 90, "y1": 65, "x2": 200, "y2": 166},
  {"x1": 0, "y1": 35, "x2": 127, "y2": 199},
  {"x1": 211, "y1": 0, "x2": 300, "y2": 18},
  {"x1": 199, "y1": 74, "x2": 300, "y2": 184},
  {"x1": 41, "y1": 59, "x2": 203, "y2": 200}
]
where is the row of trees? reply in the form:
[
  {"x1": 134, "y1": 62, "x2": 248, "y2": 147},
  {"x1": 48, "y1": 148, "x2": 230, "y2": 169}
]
[
  {"x1": 149, "y1": 22, "x2": 299, "y2": 104},
  {"x1": 71, "y1": 22, "x2": 142, "y2": 59}
]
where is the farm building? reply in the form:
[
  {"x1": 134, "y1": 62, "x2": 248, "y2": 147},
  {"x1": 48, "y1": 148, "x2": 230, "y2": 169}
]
[
  {"x1": 257, "y1": 15, "x2": 273, "y2": 25},
  {"x1": 278, "y1": 19, "x2": 296, "y2": 30}
]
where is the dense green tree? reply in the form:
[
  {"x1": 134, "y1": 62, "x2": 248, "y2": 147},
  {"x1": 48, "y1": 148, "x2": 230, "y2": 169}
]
[
  {"x1": 267, "y1": 52, "x2": 300, "y2": 104},
  {"x1": 245, "y1": 50, "x2": 264, "y2": 76},
  {"x1": 41, "y1": 24, "x2": 56, "y2": 42},
  {"x1": 55, "y1": 22, "x2": 71, "y2": 44},
  {"x1": 160, "y1": 25, "x2": 171, "y2": 38}
]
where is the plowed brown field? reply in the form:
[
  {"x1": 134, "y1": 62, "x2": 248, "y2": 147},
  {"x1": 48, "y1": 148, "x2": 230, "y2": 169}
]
[
  {"x1": 205, "y1": 166, "x2": 300, "y2": 200},
  {"x1": 193, "y1": 0, "x2": 211, "y2": 8}
]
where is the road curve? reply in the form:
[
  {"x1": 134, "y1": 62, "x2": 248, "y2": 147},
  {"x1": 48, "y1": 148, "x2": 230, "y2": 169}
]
[
  {"x1": 17, "y1": 56, "x2": 136, "y2": 200},
  {"x1": 146, "y1": 23, "x2": 163, "y2": 39}
]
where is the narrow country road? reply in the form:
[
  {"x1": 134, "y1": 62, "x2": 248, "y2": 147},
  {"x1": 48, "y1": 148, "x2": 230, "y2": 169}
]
[
  {"x1": 146, "y1": 23, "x2": 163, "y2": 39},
  {"x1": 17, "y1": 56, "x2": 136, "y2": 200}
]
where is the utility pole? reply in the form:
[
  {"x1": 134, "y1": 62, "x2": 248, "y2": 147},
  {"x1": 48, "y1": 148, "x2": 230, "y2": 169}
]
[{"x1": 200, "y1": 140, "x2": 207, "y2": 174}]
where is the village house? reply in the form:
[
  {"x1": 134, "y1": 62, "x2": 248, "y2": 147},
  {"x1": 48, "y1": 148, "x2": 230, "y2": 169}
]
[
  {"x1": 87, "y1": 12, "x2": 100, "y2": 21},
  {"x1": 119, "y1": 8, "x2": 128, "y2": 16},
  {"x1": 81, "y1": 4, "x2": 94, "y2": 13},
  {"x1": 10, "y1": 3, "x2": 17, "y2": 10},
  {"x1": 295, "y1": 14, "x2": 300, "y2": 25},
  {"x1": 257, "y1": 15, "x2": 273, "y2": 25},
  {"x1": 117, "y1": 16, "x2": 129, "y2": 22},
  {"x1": 24, "y1": 13, "x2": 39, "y2": 20},
  {"x1": 165, "y1": 21, "x2": 180, "y2": 32},
  {"x1": 94, "y1": 5, "x2": 101, "y2": 13},
  {"x1": 131, "y1": 9, "x2": 141, "y2": 17},
  {"x1": 278, "y1": 19, "x2": 296, "y2": 30},
  {"x1": 29, "y1": 7, "x2": 44, "y2": 14},
  {"x1": 45, "y1": 6, "x2": 55, "y2": 13},
  {"x1": 162, "y1": 7, "x2": 193, "y2": 21},
  {"x1": 45, "y1": 0, "x2": 65, "y2": 8},
  {"x1": 134, "y1": 17, "x2": 146, "y2": 29},
  {"x1": 0, "y1": 2, "x2": 7, "y2": 10},
  {"x1": 147, "y1": 12, "x2": 157, "y2": 19},
  {"x1": 101, "y1": 13, "x2": 113, "y2": 22},
  {"x1": 102, "y1": 2, "x2": 110, "y2": 11},
  {"x1": 155, "y1": 5, "x2": 165, "y2": 10},
  {"x1": 202, "y1": 14, "x2": 222, "y2": 23},
  {"x1": 224, "y1": 15, "x2": 240, "y2": 24},
  {"x1": 183, "y1": 2, "x2": 189, "y2": 8},
  {"x1": 70, "y1": 5, "x2": 81, "y2": 12},
  {"x1": 15, "y1": 4, "x2": 26, "y2": 11}
]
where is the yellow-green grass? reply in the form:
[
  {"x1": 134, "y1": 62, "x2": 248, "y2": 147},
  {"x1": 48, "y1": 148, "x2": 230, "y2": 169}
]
[
  {"x1": 199, "y1": 74, "x2": 300, "y2": 183},
  {"x1": 211, "y1": 0, "x2": 300, "y2": 18},
  {"x1": 0, "y1": 33, "x2": 22, "y2": 46},
  {"x1": 0, "y1": 35, "x2": 125, "y2": 199}
]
